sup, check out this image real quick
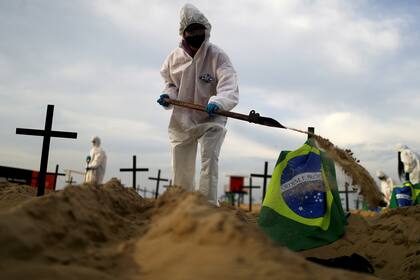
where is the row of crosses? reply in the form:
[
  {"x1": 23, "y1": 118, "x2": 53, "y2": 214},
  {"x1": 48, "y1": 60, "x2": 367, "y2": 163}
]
[
  {"x1": 15, "y1": 106, "x2": 360, "y2": 212},
  {"x1": 119, "y1": 155, "x2": 170, "y2": 198},
  {"x1": 15, "y1": 105, "x2": 172, "y2": 198},
  {"x1": 137, "y1": 179, "x2": 173, "y2": 199}
]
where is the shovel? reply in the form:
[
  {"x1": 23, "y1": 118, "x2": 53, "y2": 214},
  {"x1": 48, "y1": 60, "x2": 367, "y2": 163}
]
[{"x1": 164, "y1": 98, "x2": 286, "y2": 129}]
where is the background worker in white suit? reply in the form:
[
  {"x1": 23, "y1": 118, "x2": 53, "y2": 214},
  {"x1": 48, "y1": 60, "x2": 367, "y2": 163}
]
[
  {"x1": 396, "y1": 144, "x2": 420, "y2": 184},
  {"x1": 376, "y1": 170, "x2": 394, "y2": 205},
  {"x1": 85, "y1": 136, "x2": 107, "y2": 185},
  {"x1": 157, "y1": 4, "x2": 239, "y2": 204}
]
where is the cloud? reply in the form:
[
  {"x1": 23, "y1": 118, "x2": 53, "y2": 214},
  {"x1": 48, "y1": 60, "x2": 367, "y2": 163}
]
[
  {"x1": 223, "y1": 130, "x2": 279, "y2": 159},
  {"x1": 89, "y1": 0, "x2": 402, "y2": 76},
  {"x1": 295, "y1": 111, "x2": 420, "y2": 147},
  {"x1": 1, "y1": 0, "x2": 420, "y2": 197},
  {"x1": 388, "y1": 90, "x2": 420, "y2": 111},
  {"x1": 89, "y1": 0, "x2": 180, "y2": 44},
  {"x1": 208, "y1": 0, "x2": 402, "y2": 76}
]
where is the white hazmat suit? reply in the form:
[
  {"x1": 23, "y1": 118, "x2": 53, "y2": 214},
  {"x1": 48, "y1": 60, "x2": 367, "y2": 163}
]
[
  {"x1": 160, "y1": 4, "x2": 239, "y2": 203},
  {"x1": 376, "y1": 170, "x2": 394, "y2": 205},
  {"x1": 396, "y1": 144, "x2": 420, "y2": 184},
  {"x1": 85, "y1": 136, "x2": 107, "y2": 185}
]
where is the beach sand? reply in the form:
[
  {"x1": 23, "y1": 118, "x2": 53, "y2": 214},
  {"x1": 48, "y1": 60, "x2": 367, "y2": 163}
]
[{"x1": 0, "y1": 179, "x2": 417, "y2": 279}]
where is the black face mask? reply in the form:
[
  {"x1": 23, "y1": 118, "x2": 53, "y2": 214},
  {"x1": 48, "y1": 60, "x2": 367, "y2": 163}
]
[{"x1": 185, "y1": 35, "x2": 205, "y2": 49}]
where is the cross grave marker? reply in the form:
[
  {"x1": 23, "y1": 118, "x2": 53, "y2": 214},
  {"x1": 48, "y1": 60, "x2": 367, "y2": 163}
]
[
  {"x1": 16, "y1": 104, "x2": 77, "y2": 196},
  {"x1": 242, "y1": 177, "x2": 261, "y2": 212},
  {"x1": 339, "y1": 182, "x2": 358, "y2": 212},
  {"x1": 120, "y1": 155, "x2": 149, "y2": 189},
  {"x1": 149, "y1": 169, "x2": 169, "y2": 199},
  {"x1": 251, "y1": 161, "x2": 272, "y2": 203}
]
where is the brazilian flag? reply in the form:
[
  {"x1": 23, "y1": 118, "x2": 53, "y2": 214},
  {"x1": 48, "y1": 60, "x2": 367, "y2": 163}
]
[
  {"x1": 389, "y1": 182, "x2": 420, "y2": 208},
  {"x1": 258, "y1": 139, "x2": 347, "y2": 251}
]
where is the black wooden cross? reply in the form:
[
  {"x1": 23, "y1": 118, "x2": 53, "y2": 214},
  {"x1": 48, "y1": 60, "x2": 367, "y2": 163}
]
[
  {"x1": 230, "y1": 190, "x2": 246, "y2": 207},
  {"x1": 136, "y1": 186, "x2": 153, "y2": 198},
  {"x1": 163, "y1": 179, "x2": 173, "y2": 189},
  {"x1": 242, "y1": 177, "x2": 261, "y2": 212},
  {"x1": 120, "y1": 155, "x2": 149, "y2": 189},
  {"x1": 65, "y1": 177, "x2": 75, "y2": 185},
  {"x1": 51, "y1": 164, "x2": 65, "y2": 191},
  {"x1": 251, "y1": 161, "x2": 272, "y2": 202},
  {"x1": 339, "y1": 182, "x2": 358, "y2": 212},
  {"x1": 354, "y1": 196, "x2": 360, "y2": 210},
  {"x1": 16, "y1": 105, "x2": 77, "y2": 196},
  {"x1": 149, "y1": 169, "x2": 169, "y2": 199},
  {"x1": 224, "y1": 190, "x2": 247, "y2": 206}
]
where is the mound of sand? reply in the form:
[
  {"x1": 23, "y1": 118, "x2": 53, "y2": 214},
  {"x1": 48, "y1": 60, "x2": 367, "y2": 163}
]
[
  {"x1": 0, "y1": 179, "x2": 377, "y2": 280},
  {"x1": 301, "y1": 207, "x2": 420, "y2": 280},
  {"x1": 0, "y1": 179, "x2": 152, "y2": 280},
  {"x1": 0, "y1": 182, "x2": 36, "y2": 211}
]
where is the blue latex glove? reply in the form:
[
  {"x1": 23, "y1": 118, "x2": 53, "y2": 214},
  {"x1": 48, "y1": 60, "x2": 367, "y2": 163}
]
[
  {"x1": 157, "y1": 94, "x2": 170, "y2": 107},
  {"x1": 206, "y1": 103, "x2": 219, "y2": 116}
]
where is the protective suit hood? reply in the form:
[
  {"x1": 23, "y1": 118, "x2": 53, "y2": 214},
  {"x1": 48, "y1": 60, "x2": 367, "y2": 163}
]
[
  {"x1": 396, "y1": 143, "x2": 408, "y2": 152},
  {"x1": 92, "y1": 136, "x2": 101, "y2": 147},
  {"x1": 376, "y1": 170, "x2": 386, "y2": 179},
  {"x1": 179, "y1": 4, "x2": 211, "y2": 39}
]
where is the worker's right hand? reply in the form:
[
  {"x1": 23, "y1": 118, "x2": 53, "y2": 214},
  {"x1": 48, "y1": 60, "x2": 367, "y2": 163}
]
[
  {"x1": 206, "y1": 103, "x2": 219, "y2": 116},
  {"x1": 157, "y1": 94, "x2": 170, "y2": 107}
]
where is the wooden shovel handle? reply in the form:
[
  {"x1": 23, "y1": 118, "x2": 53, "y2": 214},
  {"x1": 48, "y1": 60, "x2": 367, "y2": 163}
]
[{"x1": 164, "y1": 98, "x2": 249, "y2": 121}]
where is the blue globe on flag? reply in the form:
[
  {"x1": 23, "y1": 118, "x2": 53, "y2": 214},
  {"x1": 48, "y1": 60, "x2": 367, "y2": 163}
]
[{"x1": 280, "y1": 152, "x2": 326, "y2": 218}]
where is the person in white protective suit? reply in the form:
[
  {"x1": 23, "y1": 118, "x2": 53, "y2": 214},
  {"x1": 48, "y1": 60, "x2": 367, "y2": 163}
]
[
  {"x1": 376, "y1": 170, "x2": 394, "y2": 205},
  {"x1": 396, "y1": 144, "x2": 420, "y2": 184},
  {"x1": 85, "y1": 136, "x2": 107, "y2": 185},
  {"x1": 157, "y1": 4, "x2": 239, "y2": 204}
]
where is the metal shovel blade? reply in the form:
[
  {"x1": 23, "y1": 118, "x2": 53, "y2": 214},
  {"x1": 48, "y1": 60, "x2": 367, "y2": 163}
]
[{"x1": 257, "y1": 116, "x2": 286, "y2": 128}]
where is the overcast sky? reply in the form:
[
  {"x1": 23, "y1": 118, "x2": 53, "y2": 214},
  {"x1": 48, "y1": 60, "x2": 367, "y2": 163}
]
[{"x1": 1, "y1": 0, "x2": 419, "y2": 203}]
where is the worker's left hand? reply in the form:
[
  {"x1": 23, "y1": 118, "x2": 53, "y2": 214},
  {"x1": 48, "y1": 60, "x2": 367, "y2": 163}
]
[
  {"x1": 157, "y1": 94, "x2": 170, "y2": 107},
  {"x1": 206, "y1": 103, "x2": 219, "y2": 116}
]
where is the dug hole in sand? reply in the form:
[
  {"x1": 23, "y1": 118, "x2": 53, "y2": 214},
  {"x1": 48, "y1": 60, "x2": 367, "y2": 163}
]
[
  {"x1": 300, "y1": 207, "x2": 420, "y2": 280},
  {"x1": 0, "y1": 179, "x2": 418, "y2": 280}
]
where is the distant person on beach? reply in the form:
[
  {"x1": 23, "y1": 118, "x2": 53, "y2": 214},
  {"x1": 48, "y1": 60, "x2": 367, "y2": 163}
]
[
  {"x1": 376, "y1": 170, "x2": 394, "y2": 205},
  {"x1": 396, "y1": 144, "x2": 420, "y2": 184},
  {"x1": 157, "y1": 4, "x2": 239, "y2": 204},
  {"x1": 85, "y1": 136, "x2": 107, "y2": 185}
]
